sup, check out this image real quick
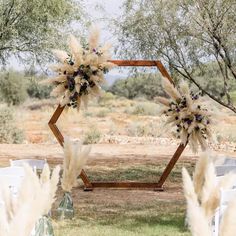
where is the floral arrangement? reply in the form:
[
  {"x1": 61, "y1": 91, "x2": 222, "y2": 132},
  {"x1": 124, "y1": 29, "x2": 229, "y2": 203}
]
[
  {"x1": 156, "y1": 77, "x2": 215, "y2": 153},
  {"x1": 57, "y1": 137, "x2": 91, "y2": 219},
  {"x1": 0, "y1": 164, "x2": 60, "y2": 236},
  {"x1": 182, "y1": 152, "x2": 236, "y2": 236},
  {"x1": 41, "y1": 26, "x2": 115, "y2": 110}
]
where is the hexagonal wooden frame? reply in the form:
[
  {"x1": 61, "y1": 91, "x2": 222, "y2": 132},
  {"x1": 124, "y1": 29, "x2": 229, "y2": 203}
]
[{"x1": 48, "y1": 60, "x2": 187, "y2": 191}]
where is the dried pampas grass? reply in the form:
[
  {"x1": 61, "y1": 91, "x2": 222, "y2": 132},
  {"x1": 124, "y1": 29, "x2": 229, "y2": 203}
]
[
  {"x1": 61, "y1": 137, "x2": 91, "y2": 192},
  {"x1": 40, "y1": 25, "x2": 115, "y2": 111},
  {"x1": 157, "y1": 77, "x2": 217, "y2": 153},
  {"x1": 183, "y1": 151, "x2": 236, "y2": 236},
  {"x1": 219, "y1": 194, "x2": 236, "y2": 236},
  {"x1": 0, "y1": 164, "x2": 60, "y2": 236},
  {"x1": 182, "y1": 168, "x2": 212, "y2": 236}
]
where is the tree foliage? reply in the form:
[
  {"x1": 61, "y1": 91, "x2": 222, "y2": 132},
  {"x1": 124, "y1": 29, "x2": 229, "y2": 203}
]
[
  {"x1": 109, "y1": 73, "x2": 165, "y2": 99},
  {"x1": 0, "y1": 0, "x2": 86, "y2": 65},
  {"x1": 0, "y1": 70, "x2": 28, "y2": 105},
  {"x1": 116, "y1": 0, "x2": 236, "y2": 112}
]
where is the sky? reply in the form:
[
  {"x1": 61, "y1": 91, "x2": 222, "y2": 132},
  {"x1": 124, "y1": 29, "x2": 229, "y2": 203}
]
[{"x1": 9, "y1": 0, "x2": 126, "y2": 77}]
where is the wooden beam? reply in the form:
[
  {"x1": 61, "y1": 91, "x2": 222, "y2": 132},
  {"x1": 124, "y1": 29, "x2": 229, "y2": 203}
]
[
  {"x1": 48, "y1": 105, "x2": 93, "y2": 190},
  {"x1": 48, "y1": 60, "x2": 184, "y2": 191}
]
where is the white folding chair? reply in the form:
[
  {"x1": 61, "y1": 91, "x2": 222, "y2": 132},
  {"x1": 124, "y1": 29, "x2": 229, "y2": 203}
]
[
  {"x1": 10, "y1": 159, "x2": 47, "y2": 173},
  {"x1": 215, "y1": 165, "x2": 236, "y2": 177},
  {"x1": 0, "y1": 174, "x2": 23, "y2": 196},
  {"x1": 222, "y1": 157, "x2": 236, "y2": 166},
  {"x1": 0, "y1": 166, "x2": 25, "y2": 177},
  {"x1": 213, "y1": 188, "x2": 236, "y2": 236}
]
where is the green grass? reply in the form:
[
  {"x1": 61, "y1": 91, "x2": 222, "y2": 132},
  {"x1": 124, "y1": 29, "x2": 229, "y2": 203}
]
[
  {"x1": 53, "y1": 201, "x2": 190, "y2": 236},
  {"x1": 86, "y1": 162, "x2": 194, "y2": 182},
  {"x1": 52, "y1": 161, "x2": 193, "y2": 236}
]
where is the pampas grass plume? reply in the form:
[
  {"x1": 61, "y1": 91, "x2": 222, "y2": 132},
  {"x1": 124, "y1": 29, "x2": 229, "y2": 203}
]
[
  {"x1": 62, "y1": 137, "x2": 91, "y2": 192},
  {"x1": 182, "y1": 168, "x2": 212, "y2": 236},
  {"x1": 0, "y1": 164, "x2": 60, "y2": 236},
  {"x1": 193, "y1": 152, "x2": 210, "y2": 199},
  {"x1": 52, "y1": 49, "x2": 69, "y2": 63},
  {"x1": 89, "y1": 25, "x2": 100, "y2": 50},
  {"x1": 219, "y1": 193, "x2": 236, "y2": 236},
  {"x1": 162, "y1": 76, "x2": 181, "y2": 100}
]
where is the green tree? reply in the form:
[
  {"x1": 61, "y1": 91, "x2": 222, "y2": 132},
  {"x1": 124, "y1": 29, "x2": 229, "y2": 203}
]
[
  {"x1": 0, "y1": 70, "x2": 28, "y2": 105},
  {"x1": 115, "y1": 0, "x2": 236, "y2": 112},
  {"x1": 109, "y1": 73, "x2": 165, "y2": 99},
  {"x1": 0, "y1": 0, "x2": 86, "y2": 65}
]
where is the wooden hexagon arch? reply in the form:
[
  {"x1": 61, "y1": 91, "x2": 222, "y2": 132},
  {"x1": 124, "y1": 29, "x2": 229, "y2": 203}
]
[{"x1": 48, "y1": 60, "x2": 187, "y2": 191}]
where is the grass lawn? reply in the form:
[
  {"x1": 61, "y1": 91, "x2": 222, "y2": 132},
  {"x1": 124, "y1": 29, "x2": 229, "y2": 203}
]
[{"x1": 52, "y1": 161, "x2": 193, "y2": 236}]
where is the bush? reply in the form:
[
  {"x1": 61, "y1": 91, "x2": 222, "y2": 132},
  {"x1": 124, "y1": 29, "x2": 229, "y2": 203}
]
[
  {"x1": 98, "y1": 92, "x2": 116, "y2": 103},
  {"x1": 27, "y1": 76, "x2": 51, "y2": 99},
  {"x1": 83, "y1": 127, "x2": 101, "y2": 144},
  {"x1": 109, "y1": 73, "x2": 165, "y2": 100},
  {"x1": 0, "y1": 71, "x2": 28, "y2": 105},
  {"x1": 125, "y1": 102, "x2": 160, "y2": 116},
  {"x1": 0, "y1": 106, "x2": 24, "y2": 143},
  {"x1": 126, "y1": 121, "x2": 159, "y2": 137},
  {"x1": 96, "y1": 109, "x2": 109, "y2": 118}
]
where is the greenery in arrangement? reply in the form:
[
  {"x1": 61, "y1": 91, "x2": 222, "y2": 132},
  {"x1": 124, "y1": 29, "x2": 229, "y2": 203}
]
[
  {"x1": 41, "y1": 26, "x2": 115, "y2": 110},
  {"x1": 116, "y1": 0, "x2": 236, "y2": 113},
  {"x1": 157, "y1": 77, "x2": 216, "y2": 153},
  {"x1": 0, "y1": 106, "x2": 24, "y2": 143}
]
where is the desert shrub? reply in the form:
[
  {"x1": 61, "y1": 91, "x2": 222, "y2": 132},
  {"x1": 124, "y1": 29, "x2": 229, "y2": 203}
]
[
  {"x1": 27, "y1": 77, "x2": 51, "y2": 99},
  {"x1": 99, "y1": 92, "x2": 116, "y2": 102},
  {"x1": 83, "y1": 127, "x2": 101, "y2": 144},
  {"x1": 125, "y1": 102, "x2": 160, "y2": 116},
  {"x1": 126, "y1": 122, "x2": 150, "y2": 137},
  {"x1": 0, "y1": 106, "x2": 24, "y2": 143},
  {"x1": 109, "y1": 73, "x2": 165, "y2": 100},
  {"x1": 0, "y1": 70, "x2": 28, "y2": 105},
  {"x1": 96, "y1": 109, "x2": 109, "y2": 118},
  {"x1": 126, "y1": 121, "x2": 160, "y2": 137}
]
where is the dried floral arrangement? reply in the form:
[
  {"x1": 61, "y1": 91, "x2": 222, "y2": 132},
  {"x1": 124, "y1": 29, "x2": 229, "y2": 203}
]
[
  {"x1": 0, "y1": 164, "x2": 60, "y2": 236},
  {"x1": 182, "y1": 152, "x2": 236, "y2": 236},
  {"x1": 41, "y1": 26, "x2": 115, "y2": 110},
  {"x1": 58, "y1": 137, "x2": 91, "y2": 219},
  {"x1": 156, "y1": 77, "x2": 216, "y2": 153}
]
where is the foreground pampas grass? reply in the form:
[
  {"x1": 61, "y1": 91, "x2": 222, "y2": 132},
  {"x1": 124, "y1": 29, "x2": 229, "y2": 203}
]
[
  {"x1": 183, "y1": 152, "x2": 236, "y2": 236},
  {"x1": 61, "y1": 137, "x2": 91, "y2": 192},
  {"x1": 0, "y1": 164, "x2": 60, "y2": 236},
  {"x1": 57, "y1": 137, "x2": 91, "y2": 220},
  {"x1": 157, "y1": 77, "x2": 217, "y2": 153},
  {"x1": 182, "y1": 168, "x2": 212, "y2": 236},
  {"x1": 41, "y1": 25, "x2": 115, "y2": 110}
]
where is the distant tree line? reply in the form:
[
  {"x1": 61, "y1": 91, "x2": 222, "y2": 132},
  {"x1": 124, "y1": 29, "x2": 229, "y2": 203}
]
[{"x1": 0, "y1": 70, "x2": 51, "y2": 106}]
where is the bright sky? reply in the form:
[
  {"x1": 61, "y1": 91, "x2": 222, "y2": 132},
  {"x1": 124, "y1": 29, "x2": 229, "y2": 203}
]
[
  {"x1": 84, "y1": 0, "x2": 124, "y2": 43},
  {"x1": 9, "y1": 0, "x2": 125, "y2": 72}
]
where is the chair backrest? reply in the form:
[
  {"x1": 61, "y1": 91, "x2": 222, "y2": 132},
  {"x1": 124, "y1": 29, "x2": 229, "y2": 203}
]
[
  {"x1": 0, "y1": 166, "x2": 25, "y2": 177},
  {"x1": 220, "y1": 189, "x2": 236, "y2": 211},
  {"x1": 215, "y1": 165, "x2": 236, "y2": 177},
  {"x1": 10, "y1": 159, "x2": 47, "y2": 171},
  {"x1": 213, "y1": 189, "x2": 236, "y2": 236},
  {"x1": 0, "y1": 175, "x2": 23, "y2": 196},
  {"x1": 222, "y1": 157, "x2": 236, "y2": 166}
]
